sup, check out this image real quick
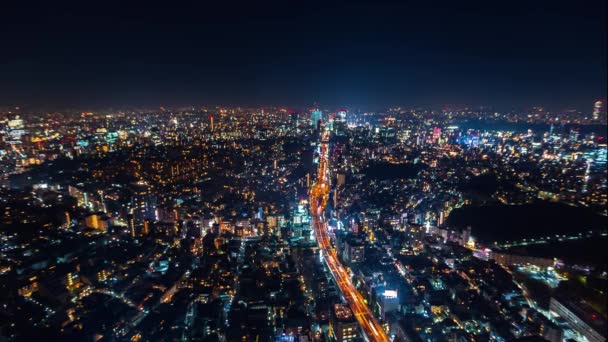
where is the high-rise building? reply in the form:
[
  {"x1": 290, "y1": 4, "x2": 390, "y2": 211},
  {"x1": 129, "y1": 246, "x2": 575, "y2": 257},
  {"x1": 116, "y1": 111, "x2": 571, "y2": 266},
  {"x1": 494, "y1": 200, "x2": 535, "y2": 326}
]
[
  {"x1": 432, "y1": 127, "x2": 442, "y2": 142},
  {"x1": 327, "y1": 113, "x2": 335, "y2": 131},
  {"x1": 343, "y1": 236, "x2": 365, "y2": 264},
  {"x1": 334, "y1": 110, "x2": 348, "y2": 135},
  {"x1": 131, "y1": 183, "x2": 156, "y2": 225},
  {"x1": 5, "y1": 114, "x2": 26, "y2": 144},
  {"x1": 142, "y1": 220, "x2": 150, "y2": 236},
  {"x1": 64, "y1": 211, "x2": 71, "y2": 229},
  {"x1": 289, "y1": 110, "x2": 299, "y2": 132},
  {"x1": 311, "y1": 109, "x2": 322, "y2": 130},
  {"x1": 291, "y1": 201, "x2": 311, "y2": 240},
  {"x1": 66, "y1": 272, "x2": 81, "y2": 291},
  {"x1": 336, "y1": 109, "x2": 347, "y2": 123},
  {"x1": 128, "y1": 214, "x2": 136, "y2": 237},
  {"x1": 592, "y1": 100, "x2": 604, "y2": 121},
  {"x1": 377, "y1": 289, "x2": 399, "y2": 320},
  {"x1": 85, "y1": 214, "x2": 108, "y2": 232},
  {"x1": 266, "y1": 215, "x2": 278, "y2": 235},
  {"x1": 330, "y1": 304, "x2": 360, "y2": 342},
  {"x1": 336, "y1": 173, "x2": 346, "y2": 187},
  {"x1": 569, "y1": 129, "x2": 580, "y2": 142}
]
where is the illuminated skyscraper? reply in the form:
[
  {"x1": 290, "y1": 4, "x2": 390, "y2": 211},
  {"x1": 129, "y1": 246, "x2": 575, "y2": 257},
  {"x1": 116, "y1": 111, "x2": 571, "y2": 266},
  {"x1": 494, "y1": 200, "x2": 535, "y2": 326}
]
[
  {"x1": 336, "y1": 109, "x2": 347, "y2": 123},
  {"x1": 377, "y1": 288, "x2": 399, "y2": 320},
  {"x1": 288, "y1": 109, "x2": 299, "y2": 133},
  {"x1": 131, "y1": 183, "x2": 156, "y2": 223},
  {"x1": 5, "y1": 114, "x2": 26, "y2": 144},
  {"x1": 291, "y1": 201, "x2": 311, "y2": 240},
  {"x1": 64, "y1": 212, "x2": 71, "y2": 229},
  {"x1": 334, "y1": 109, "x2": 347, "y2": 135},
  {"x1": 432, "y1": 127, "x2": 442, "y2": 142},
  {"x1": 592, "y1": 100, "x2": 604, "y2": 121},
  {"x1": 311, "y1": 109, "x2": 322, "y2": 129},
  {"x1": 330, "y1": 304, "x2": 360, "y2": 342}
]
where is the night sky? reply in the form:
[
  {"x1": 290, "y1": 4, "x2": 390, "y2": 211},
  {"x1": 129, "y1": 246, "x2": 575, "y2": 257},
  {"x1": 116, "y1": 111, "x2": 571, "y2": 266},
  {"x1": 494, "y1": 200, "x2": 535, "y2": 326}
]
[{"x1": 1, "y1": 1, "x2": 606, "y2": 110}]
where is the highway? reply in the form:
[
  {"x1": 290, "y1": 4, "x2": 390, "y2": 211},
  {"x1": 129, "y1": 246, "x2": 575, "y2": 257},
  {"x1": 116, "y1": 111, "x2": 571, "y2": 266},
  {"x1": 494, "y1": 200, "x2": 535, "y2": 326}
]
[{"x1": 310, "y1": 131, "x2": 389, "y2": 342}]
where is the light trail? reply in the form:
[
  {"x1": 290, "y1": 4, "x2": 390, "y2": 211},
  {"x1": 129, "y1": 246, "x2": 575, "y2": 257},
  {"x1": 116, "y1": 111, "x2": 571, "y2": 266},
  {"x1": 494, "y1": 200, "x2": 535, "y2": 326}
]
[{"x1": 310, "y1": 131, "x2": 389, "y2": 342}]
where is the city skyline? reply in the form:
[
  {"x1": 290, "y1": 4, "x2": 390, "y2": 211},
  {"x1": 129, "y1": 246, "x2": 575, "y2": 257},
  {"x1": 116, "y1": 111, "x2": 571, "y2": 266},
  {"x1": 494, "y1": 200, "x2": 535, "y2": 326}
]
[
  {"x1": 1, "y1": 106, "x2": 606, "y2": 341},
  {"x1": 1, "y1": 2, "x2": 607, "y2": 341}
]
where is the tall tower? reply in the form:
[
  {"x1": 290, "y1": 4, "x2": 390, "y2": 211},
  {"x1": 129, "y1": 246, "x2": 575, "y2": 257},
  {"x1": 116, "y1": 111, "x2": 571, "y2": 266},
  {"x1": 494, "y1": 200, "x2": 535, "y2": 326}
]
[
  {"x1": 64, "y1": 212, "x2": 71, "y2": 229},
  {"x1": 129, "y1": 215, "x2": 136, "y2": 237},
  {"x1": 337, "y1": 109, "x2": 347, "y2": 123},
  {"x1": 210, "y1": 115, "x2": 215, "y2": 132},
  {"x1": 6, "y1": 114, "x2": 25, "y2": 144},
  {"x1": 334, "y1": 187, "x2": 338, "y2": 209},
  {"x1": 311, "y1": 109, "x2": 322, "y2": 130},
  {"x1": 592, "y1": 100, "x2": 604, "y2": 121}
]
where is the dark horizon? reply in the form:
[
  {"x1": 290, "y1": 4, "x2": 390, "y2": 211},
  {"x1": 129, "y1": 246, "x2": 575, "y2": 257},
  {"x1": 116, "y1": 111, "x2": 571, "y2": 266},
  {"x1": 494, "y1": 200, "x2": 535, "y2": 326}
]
[{"x1": 1, "y1": 0, "x2": 606, "y2": 111}]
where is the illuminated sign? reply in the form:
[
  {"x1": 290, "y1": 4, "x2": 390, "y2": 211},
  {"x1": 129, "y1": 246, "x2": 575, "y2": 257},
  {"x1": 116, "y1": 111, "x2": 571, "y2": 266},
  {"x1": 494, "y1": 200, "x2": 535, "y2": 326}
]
[{"x1": 383, "y1": 290, "x2": 398, "y2": 298}]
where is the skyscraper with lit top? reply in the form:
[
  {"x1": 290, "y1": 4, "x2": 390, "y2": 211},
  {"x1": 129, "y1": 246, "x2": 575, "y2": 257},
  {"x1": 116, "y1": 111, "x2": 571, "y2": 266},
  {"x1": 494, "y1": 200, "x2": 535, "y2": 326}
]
[
  {"x1": 592, "y1": 100, "x2": 604, "y2": 121},
  {"x1": 311, "y1": 109, "x2": 322, "y2": 130}
]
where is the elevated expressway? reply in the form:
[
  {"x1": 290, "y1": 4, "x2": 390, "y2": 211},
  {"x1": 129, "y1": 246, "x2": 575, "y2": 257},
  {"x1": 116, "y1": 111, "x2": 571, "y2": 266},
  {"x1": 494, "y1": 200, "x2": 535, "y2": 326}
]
[{"x1": 309, "y1": 131, "x2": 389, "y2": 342}]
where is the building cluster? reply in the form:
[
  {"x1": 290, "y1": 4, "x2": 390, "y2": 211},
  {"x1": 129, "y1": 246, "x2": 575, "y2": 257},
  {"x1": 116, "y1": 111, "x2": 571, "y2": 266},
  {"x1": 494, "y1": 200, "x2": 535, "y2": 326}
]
[{"x1": 0, "y1": 104, "x2": 605, "y2": 341}]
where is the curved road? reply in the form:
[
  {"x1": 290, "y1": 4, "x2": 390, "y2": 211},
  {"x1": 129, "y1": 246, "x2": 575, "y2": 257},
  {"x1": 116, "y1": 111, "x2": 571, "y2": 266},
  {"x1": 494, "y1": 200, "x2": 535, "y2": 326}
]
[{"x1": 310, "y1": 131, "x2": 389, "y2": 342}]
